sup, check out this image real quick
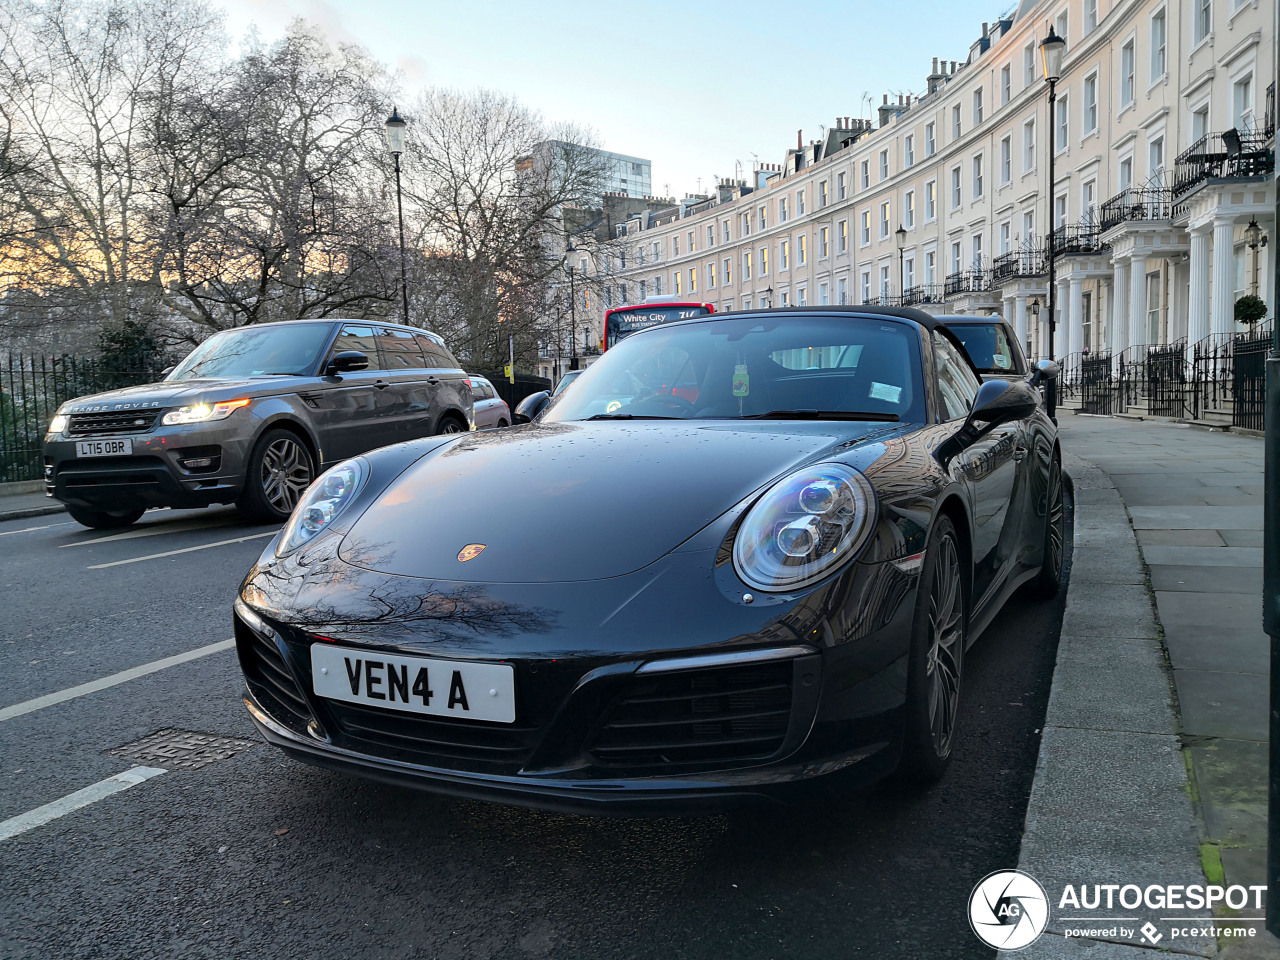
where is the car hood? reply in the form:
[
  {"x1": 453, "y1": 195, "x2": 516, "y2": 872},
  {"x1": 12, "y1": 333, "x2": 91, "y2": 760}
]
[
  {"x1": 338, "y1": 420, "x2": 898, "y2": 583},
  {"x1": 61, "y1": 377, "x2": 304, "y2": 413}
]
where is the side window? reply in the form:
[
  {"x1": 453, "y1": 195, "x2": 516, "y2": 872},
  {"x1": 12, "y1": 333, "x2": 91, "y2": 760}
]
[
  {"x1": 329, "y1": 325, "x2": 382, "y2": 371},
  {"x1": 416, "y1": 334, "x2": 457, "y2": 369},
  {"x1": 378, "y1": 328, "x2": 426, "y2": 370},
  {"x1": 933, "y1": 332, "x2": 981, "y2": 420},
  {"x1": 474, "y1": 380, "x2": 492, "y2": 400}
]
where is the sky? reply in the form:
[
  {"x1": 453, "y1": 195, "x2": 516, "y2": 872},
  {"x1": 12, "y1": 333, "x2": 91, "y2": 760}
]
[{"x1": 217, "y1": 0, "x2": 1014, "y2": 199}]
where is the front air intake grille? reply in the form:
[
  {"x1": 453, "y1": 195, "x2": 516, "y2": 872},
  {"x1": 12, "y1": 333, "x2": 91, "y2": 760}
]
[
  {"x1": 235, "y1": 616, "x2": 312, "y2": 732},
  {"x1": 327, "y1": 703, "x2": 540, "y2": 774},
  {"x1": 586, "y1": 660, "x2": 796, "y2": 772},
  {"x1": 67, "y1": 410, "x2": 160, "y2": 436}
]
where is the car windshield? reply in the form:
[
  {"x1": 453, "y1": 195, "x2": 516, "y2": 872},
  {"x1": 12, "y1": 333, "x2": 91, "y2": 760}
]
[
  {"x1": 948, "y1": 322, "x2": 1019, "y2": 374},
  {"x1": 542, "y1": 313, "x2": 924, "y2": 423},
  {"x1": 169, "y1": 323, "x2": 330, "y2": 380}
]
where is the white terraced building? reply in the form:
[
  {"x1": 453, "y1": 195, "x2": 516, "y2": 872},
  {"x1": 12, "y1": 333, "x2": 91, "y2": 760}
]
[{"x1": 607, "y1": 0, "x2": 1274, "y2": 373}]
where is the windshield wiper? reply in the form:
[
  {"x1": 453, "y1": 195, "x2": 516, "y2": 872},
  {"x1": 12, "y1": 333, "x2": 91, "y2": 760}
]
[
  {"x1": 740, "y1": 410, "x2": 900, "y2": 422},
  {"x1": 584, "y1": 414, "x2": 682, "y2": 420}
]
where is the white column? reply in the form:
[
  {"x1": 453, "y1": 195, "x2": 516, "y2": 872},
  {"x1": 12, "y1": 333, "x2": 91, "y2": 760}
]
[
  {"x1": 1211, "y1": 217, "x2": 1236, "y2": 335},
  {"x1": 1002, "y1": 295, "x2": 1015, "y2": 325},
  {"x1": 1014, "y1": 295, "x2": 1028, "y2": 349},
  {"x1": 1054, "y1": 277, "x2": 1069, "y2": 360},
  {"x1": 1129, "y1": 254, "x2": 1148, "y2": 349},
  {"x1": 1067, "y1": 277, "x2": 1084, "y2": 356},
  {"x1": 1187, "y1": 226, "x2": 1211, "y2": 343},
  {"x1": 1112, "y1": 260, "x2": 1130, "y2": 358}
]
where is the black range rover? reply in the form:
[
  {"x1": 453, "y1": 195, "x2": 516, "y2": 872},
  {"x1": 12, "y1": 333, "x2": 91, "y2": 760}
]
[{"x1": 44, "y1": 319, "x2": 473, "y2": 528}]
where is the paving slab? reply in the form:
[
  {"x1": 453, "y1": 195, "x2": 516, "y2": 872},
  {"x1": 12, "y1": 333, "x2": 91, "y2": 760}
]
[
  {"x1": 1163, "y1": 622, "x2": 1269, "y2": 675},
  {"x1": 1127, "y1": 506, "x2": 1264, "y2": 530},
  {"x1": 1219, "y1": 530, "x2": 1265, "y2": 548},
  {"x1": 1059, "y1": 582, "x2": 1158, "y2": 639},
  {"x1": 1148, "y1": 565, "x2": 1264, "y2": 595},
  {"x1": 1047, "y1": 635, "x2": 1176, "y2": 735},
  {"x1": 1067, "y1": 538, "x2": 1146, "y2": 585},
  {"x1": 1005, "y1": 934, "x2": 1190, "y2": 959},
  {"x1": 1137, "y1": 529, "x2": 1227, "y2": 547},
  {"x1": 1186, "y1": 738, "x2": 1270, "y2": 844},
  {"x1": 1173, "y1": 670, "x2": 1269, "y2": 741}
]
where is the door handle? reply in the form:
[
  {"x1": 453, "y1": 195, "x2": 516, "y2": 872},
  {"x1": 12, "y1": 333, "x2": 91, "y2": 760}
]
[
  {"x1": 375, "y1": 380, "x2": 389, "y2": 390},
  {"x1": 1013, "y1": 445, "x2": 1028, "y2": 461},
  {"x1": 426, "y1": 376, "x2": 440, "y2": 385}
]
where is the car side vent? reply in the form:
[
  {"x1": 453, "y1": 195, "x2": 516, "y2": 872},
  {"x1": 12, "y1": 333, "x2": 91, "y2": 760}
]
[
  {"x1": 298, "y1": 393, "x2": 322, "y2": 409},
  {"x1": 586, "y1": 660, "x2": 795, "y2": 772}
]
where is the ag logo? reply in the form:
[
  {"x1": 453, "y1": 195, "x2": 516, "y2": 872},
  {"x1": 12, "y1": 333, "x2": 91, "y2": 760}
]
[
  {"x1": 969, "y1": 870, "x2": 1049, "y2": 950},
  {"x1": 456, "y1": 543, "x2": 486, "y2": 562}
]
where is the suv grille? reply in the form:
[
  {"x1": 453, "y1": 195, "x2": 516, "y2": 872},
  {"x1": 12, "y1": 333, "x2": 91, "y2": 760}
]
[
  {"x1": 586, "y1": 660, "x2": 795, "y2": 772},
  {"x1": 67, "y1": 410, "x2": 160, "y2": 437}
]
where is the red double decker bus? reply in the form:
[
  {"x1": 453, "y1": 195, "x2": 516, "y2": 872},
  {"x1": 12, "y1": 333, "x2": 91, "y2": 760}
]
[{"x1": 602, "y1": 299, "x2": 715, "y2": 351}]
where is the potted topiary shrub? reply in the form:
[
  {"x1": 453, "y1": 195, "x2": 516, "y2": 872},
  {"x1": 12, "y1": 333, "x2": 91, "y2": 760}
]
[{"x1": 1234, "y1": 294, "x2": 1267, "y2": 325}]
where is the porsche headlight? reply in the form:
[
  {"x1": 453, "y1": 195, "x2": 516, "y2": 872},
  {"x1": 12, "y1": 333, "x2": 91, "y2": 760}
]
[
  {"x1": 732, "y1": 463, "x2": 877, "y2": 592},
  {"x1": 276, "y1": 458, "x2": 367, "y2": 556}
]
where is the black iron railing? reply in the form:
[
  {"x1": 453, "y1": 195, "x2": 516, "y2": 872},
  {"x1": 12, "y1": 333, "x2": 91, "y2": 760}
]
[
  {"x1": 944, "y1": 270, "x2": 989, "y2": 295},
  {"x1": 1079, "y1": 353, "x2": 1114, "y2": 415},
  {"x1": 903, "y1": 284, "x2": 946, "y2": 305},
  {"x1": 990, "y1": 249, "x2": 1045, "y2": 285},
  {"x1": 864, "y1": 295, "x2": 906, "y2": 306},
  {"x1": 1099, "y1": 188, "x2": 1174, "y2": 232},
  {"x1": 1048, "y1": 224, "x2": 1106, "y2": 256},
  {"x1": 1172, "y1": 131, "x2": 1275, "y2": 199},
  {"x1": 1189, "y1": 322, "x2": 1273, "y2": 428},
  {"x1": 1266, "y1": 82, "x2": 1276, "y2": 139}
]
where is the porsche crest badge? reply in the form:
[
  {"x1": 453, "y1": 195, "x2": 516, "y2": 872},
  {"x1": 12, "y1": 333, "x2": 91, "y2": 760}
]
[{"x1": 457, "y1": 543, "x2": 487, "y2": 562}]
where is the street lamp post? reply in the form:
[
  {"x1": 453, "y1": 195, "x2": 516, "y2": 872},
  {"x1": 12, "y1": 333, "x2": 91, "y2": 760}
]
[
  {"x1": 566, "y1": 241, "x2": 579, "y2": 371},
  {"x1": 384, "y1": 107, "x2": 410, "y2": 325},
  {"x1": 1027, "y1": 297, "x2": 1041, "y2": 357},
  {"x1": 895, "y1": 224, "x2": 908, "y2": 301},
  {"x1": 763, "y1": 285, "x2": 774, "y2": 308},
  {"x1": 1246, "y1": 218, "x2": 1268, "y2": 297},
  {"x1": 1040, "y1": 26, "x2": 1066, "y2": 362}
]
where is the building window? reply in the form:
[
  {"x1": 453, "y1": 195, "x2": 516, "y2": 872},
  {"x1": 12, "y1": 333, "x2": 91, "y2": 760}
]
[
  {"x1": 797, "y1": 287, "x2": 807, "y2": 306},
  {"x1": 741, "y1": 212, "x2": 751, "y2": 237},
  {"x1": 879, "y1": 201, "x2": 890, "y2": 238},
  {"x1": 1024, "y1": 42, "x2": 1036, "y2": 87},
  {"x1": 972, "y1": 155, "x2": 984, "y2": 198},
  {"x1": 708, "y1": 261, "x2": 716, "y2": 287},
  {"x1": 1000, "y1": 136, "x2": 1012, "y2": 184},
  {"x1": 759, "y1": 246, "x2": 768, "y2": 276},
  {"x1": 672, "y1": 236, "x2": 680, "y2": 257},
  {"x1": 688, "y1": 230, "x2": 695, "y2": 253},
  {"x1": 838, "y1": 219, "x2": 848, "y2": 253},
  {"x1": 1233, "y1": 73, "x2": 1254, "y2": 130},
  {"x1": 723, "y1": 257, "x2": 732, "y2": 284},
  {"x1": 743, "y1": 250, "x2": 752, "y2": 280},
  {"x1": 1001, "y1": 64, "x2": 1011, "y2": 104},
  {"x1": 798, "y1": 234, "x2": 807, "y2": 265},
  {"x1": 819, "y1": 282, "x2": 830, "y2": 305},
  {"x1": 604, "y1": 285, "x2": 613, "y2": 309},
  {"x1": 837, "y1": 277, "x2": 848, "y2": 304},
  {"x1": 973, "y1": 88, "x2": 984, "y2": 125},
  {"x1": 951, "y1": 241, "x2": 962, "y2": 275},
  {"x1": 951, "y1": 104, "x2": 962, "y2": 139},
  {"x1": 639, "y1": 279, "x2": 647, "y2": 299},
  {"x1": 742, "y1": 297, "x2": 751, "y2": 310},
  {"x1": 1120, "y1": 40, "x2": 1135, "y2": 109},
  {"x1": 925, "y1": 180, "x2": 937, "y2": 221},
  {"x1": 1150, "y1": 9, "x2": 1166, "y2": 81},
  {"x1": 1022, "y1": 210, "x2": 1036, "y2": 243},
  {"x1": 1053, "y1": 193, "x2": 1067, "y2": 230},
  {"x1": 999, "y1": 220, "x2": 1011, "y2": 254},
  {"x1": 861, "y1": 210, "x2": 871, "y2": 245},
  {"x1": 819, "y1": 180, "x2": 829, "y2": 208},
  {"x1": 925, "y1": 122, "x2": 936, "y2": 156},
  {"x1": 879, "y1": 150, "x2": 889, "y2": 180},
  {"x1": 879, "y1": 265, "x2": 891, "y2": 297},
  {"x1": 797, "y1": 189, "x2": 806, "y2": 216},
  {"x1": 951, "y1": 166, "x2": 962, "y2": 208},
  {"x1": 1148, "y1": 137, "x2": 1164, "y2": 185},
  {"x1": 1119, "y1": 156, "x2": 1133, "y2": 192},
  {"x1": 758, "y1": 206, "x2": 766, "y2": 230},
  {"x1": 819, "y1": 226, "x2": 830, "y2": 258},
  {"x1": 1083, "y1": 74, "x2": 1098, "y2": 133},
  {"x1": 1023, "y1": 118, "x2": 1036, "y2": 171},
  {"x1": 722, "y1": 220, "x2": 730, "y2": 243},
  {"x1": 779, "y1": 196, "x2": 788, "y2": 223},
  {"x1": 1055, "y1": 9, "x2": 1068, "y2": 41},
  {"x1": 860, "y1": 159, "x2": 870, "y2": 189},
  {"x1": 655, "y1": 275, "x2": 662, "y2": 295},
  {"x1": 904, "y1": 256, "x2": 915, "y2": 289},
  {"x1": 970, "y1": 234, "x2": 981, "y2": 269},
  {"x1": 1055, "y1": 94, "x2": 1069, "y2": 150},
  {"x1": 1191, "y1": 104, "x2": 1209, "y2": 142},
  {"x1": 689, "y1": 266, "x2": 697, "y2": 292},
  {"x1": 1081, "y1": 180, "x2": 1097, "y2": 224},
  {"x1": 925, "y1": 250, "x2": 936, "y2": 284},
  {"x1": 706, "y1": 225, "x2": 714, "y2": 248},
  {"x1": 904, "y1": 190, "x2": 915, "y2": 228},
  {"x1": 1085, "y1": 0, "x2": 1098, "y2": 33},
  {"x1": 673, "y1": 270, "x2": 682, "y2": 294},
  {"x1": 1194, "y1": 0, "x2": 1211, "y2": 44},
  {"x1": 861, "y1": 271, "x2": 871, "y2": 302},
  {"x1": 780, "y1": 291, "x2": 790, "y2": 307},
  {"x1": 780, "y1": 238, "x2": 790, "y2": 269},
  {"x1": 837, "y1": 171, "x2": 846, "y2": 200},
  {"x1": 904, "y1": 134, "x2": 915, "y2": 167}
]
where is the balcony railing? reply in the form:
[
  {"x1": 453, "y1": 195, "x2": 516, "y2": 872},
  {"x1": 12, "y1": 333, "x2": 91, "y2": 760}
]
[
  {"x1": 944, "y1": 270, "x2": 989, "y2": 295},
  {"x1": 1048, "y1": 223, "x2": 1107, "y2": 256},
  {"x1": 1172, "y1": 130, "x2": 1275, "y2": 198},
  {"x1": 990, "y1": 249, "x2": 1045, "y2": 286},
  {"x1": 864, "y1": 295, "x2": 906, "y2": 307},
  {"x1": 903, "y1": 283, "x2": 946, "y2": 305},
  {"x1": 1266, "y1": 82, "x2": 1276, "y2": 140},
  {"x1": 1099, "y1": 187, "x2": 1174, "y2": 232}
]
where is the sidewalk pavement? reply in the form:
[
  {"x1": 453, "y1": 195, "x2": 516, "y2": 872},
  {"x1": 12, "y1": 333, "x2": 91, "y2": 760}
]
[
  {"x1": 0, "y1": 483, "x2": 65, "y2": 522},
  {"x1": 1009, "y1": 414, "x2": 1274, "y2": 959}
]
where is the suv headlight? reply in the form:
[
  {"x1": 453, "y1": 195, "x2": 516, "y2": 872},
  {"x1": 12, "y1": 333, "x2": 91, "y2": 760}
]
[
  {"x1": 48, "y1": 413, "x2": 68, "y2": 434},
  {"x1": 276, "y1": 458, "x2": 367, "y2": 556},
  {"x1": 162, "y1": 398, "x2": 250, "y2": 426},
  {"x1": 732, "y1": 463, "x2": 877, "y2": 592}
]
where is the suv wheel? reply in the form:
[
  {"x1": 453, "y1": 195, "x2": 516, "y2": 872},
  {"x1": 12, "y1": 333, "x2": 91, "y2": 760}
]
[
  {"x1": 436, "y1": 415, "x2": 466, "y2": 435},
  {"x1": 67, "y1": 505, "x2": 145, "y2": 529},
  {"x1": 237, "y1": 429, "x2": 314, "y2": 523}
]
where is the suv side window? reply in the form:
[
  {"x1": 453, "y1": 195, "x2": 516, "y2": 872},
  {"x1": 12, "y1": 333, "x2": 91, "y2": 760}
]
[
  {"x1": 378, "y1": 328, "x2": 426, "y2": 369},
  {"x1": 933, "y1": 331, "x2": 981, "y2": 421},
  {"x1": 416, "y1": 334, "x2": 459, "y2": 370},
  {"x1": 330, "y1": 324, "x2": 382, "y2": 371}
]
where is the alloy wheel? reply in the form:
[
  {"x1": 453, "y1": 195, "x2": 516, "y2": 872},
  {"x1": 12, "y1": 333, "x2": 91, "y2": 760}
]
[
  {"x1": 926, "y1": 535, "x2": 964, "y2": 757},
  {"x1": 439, "y1": 419, "x2": 464, "y2": 434},
  {"x1": 1046, "y1": 462, "x2": 1065, "y2": 580},
  {"x1": 260, "y1": 437, "x2": 312, "y2": 513}
]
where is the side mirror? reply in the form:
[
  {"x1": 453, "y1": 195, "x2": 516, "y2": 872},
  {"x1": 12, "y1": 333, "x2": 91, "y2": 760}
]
[
  {"x1": 513, "y1": 391, "x2": 550, "y2": 424},
  {"x1": 1028, "y1": 359, "x2": 1060, "y2": 388},
  {"x1": 937, "y1": 380, "x2": 1039, "y2": 464},
  {"x1": 160, "y1": 365, "x2": 176, "y2": 379},
  {"x1": 325, "y1": 351, "x2": 368, "y2": 376}
]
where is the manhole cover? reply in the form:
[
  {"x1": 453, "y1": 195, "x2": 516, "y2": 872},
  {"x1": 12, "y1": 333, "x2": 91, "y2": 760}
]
[{"x1": 108, "y1": 729, "x2": 256, "y2": 770}]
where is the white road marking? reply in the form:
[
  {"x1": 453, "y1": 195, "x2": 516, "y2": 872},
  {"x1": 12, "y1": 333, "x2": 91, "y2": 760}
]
[
  {"x1": 0, "y1": 766, "x2": 167, "y2": 842},
  {"x1": 87, "y1": 531, "x2": 276, "y2": 569},
  {"x1": 0, "y1": 638, "x2": 235, "y2": 722},
  {"x1": 0, "y1": 521, "x2": 74, "y2": 537},
  {"x1": 62, "y1": 518, "x2": 270, "y2": 548}
]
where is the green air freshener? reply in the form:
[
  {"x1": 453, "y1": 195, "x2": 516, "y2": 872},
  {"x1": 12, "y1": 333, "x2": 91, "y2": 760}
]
[{"x1": 732, "y1": 364, "x2": 750, "y2": 397}]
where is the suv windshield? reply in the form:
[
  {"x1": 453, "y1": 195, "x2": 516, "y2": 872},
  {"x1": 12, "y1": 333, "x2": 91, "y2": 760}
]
[
  {"x1": 543, "y1": 314, "x2": 924, "y2": 423},
  {"x1": 170, "y1": 323, "x2": 331, "y2": 380},
  {"x1": 948, "y1": 322, "x2": 1019, "y2": 374}
]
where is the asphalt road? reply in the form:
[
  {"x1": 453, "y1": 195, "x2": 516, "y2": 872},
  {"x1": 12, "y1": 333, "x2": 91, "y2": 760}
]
[{"x1": 0, "y1": 500, "x2": 1070, "y2": 960}]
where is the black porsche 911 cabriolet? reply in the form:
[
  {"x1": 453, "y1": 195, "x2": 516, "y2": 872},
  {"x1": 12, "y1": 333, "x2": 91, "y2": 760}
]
[{"x1": 234, "y1": 306, "x2": 1064, "y2": 813}]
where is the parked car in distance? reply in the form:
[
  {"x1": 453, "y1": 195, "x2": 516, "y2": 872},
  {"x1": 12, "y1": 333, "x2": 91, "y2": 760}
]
[
  {"x1": 933, "y1": 314, "x2": 1029, "y2": 380},
  {"x1": 44, "y1": 319, "x2": 472, "y2": 529},
  {"x1": 466, "y1": 375, "x2": 510, "y2": 429},
  {"x1": 234, "y1": 306, "x2": 1064, "y2": 814},
  {"x1": 551, "y1": 369, "x2": 583, "y2": 396}
]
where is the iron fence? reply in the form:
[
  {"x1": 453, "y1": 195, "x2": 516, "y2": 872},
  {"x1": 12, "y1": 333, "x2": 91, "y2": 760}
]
[
  {"x1": 990, "y1": 249, "x2": 1045, "y2": 285},
  {"x1": 1098, "y1": 188, "x2": 1174, "y2": 232},
  {"x1": 1189, "y1": 322, "x2": 1273, "y2": 428},
  {"x1": 1146, "y1": 340, "x2": 1188, "y2": 418},
  {"x1": 1079, "y1": 353, "x2": 1114, "y2": 415},
  {"x1": 1048, "y1": 224, "x2": 1106, "y2": 256},
  {"x1": 903, "y1": 284, "x2": 946, "y2": 305},
  {"x1": 0, "y1": 352, "x2": 164, "y2": 483},
  {"x1": 944, "y1": 270, "x2": 989, "y2": 295},
  {"x1": 1172, "y1": 130, "x2": 1275, "y2": 199}
]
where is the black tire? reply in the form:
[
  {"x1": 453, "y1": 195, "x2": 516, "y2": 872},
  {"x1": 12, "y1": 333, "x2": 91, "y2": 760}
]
[
  {"x1": 496, "y1": 419, "x2": 509, "y2": 429},
  {"x1": 1028, "y1": 454, "x2": 1065, "y2": 599},
  {"x1": 236, "y1": 428, "x2": 315, "y2": 523},
  {"x1": 435, "y1": 414, "x2": 467, "y2": 435},
  {"x1": 67, "y1": 504, "x2": 145, "y2": 529},
  {"x1": 899, "y1": 515, "x2": 967, "y2": 782}
]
